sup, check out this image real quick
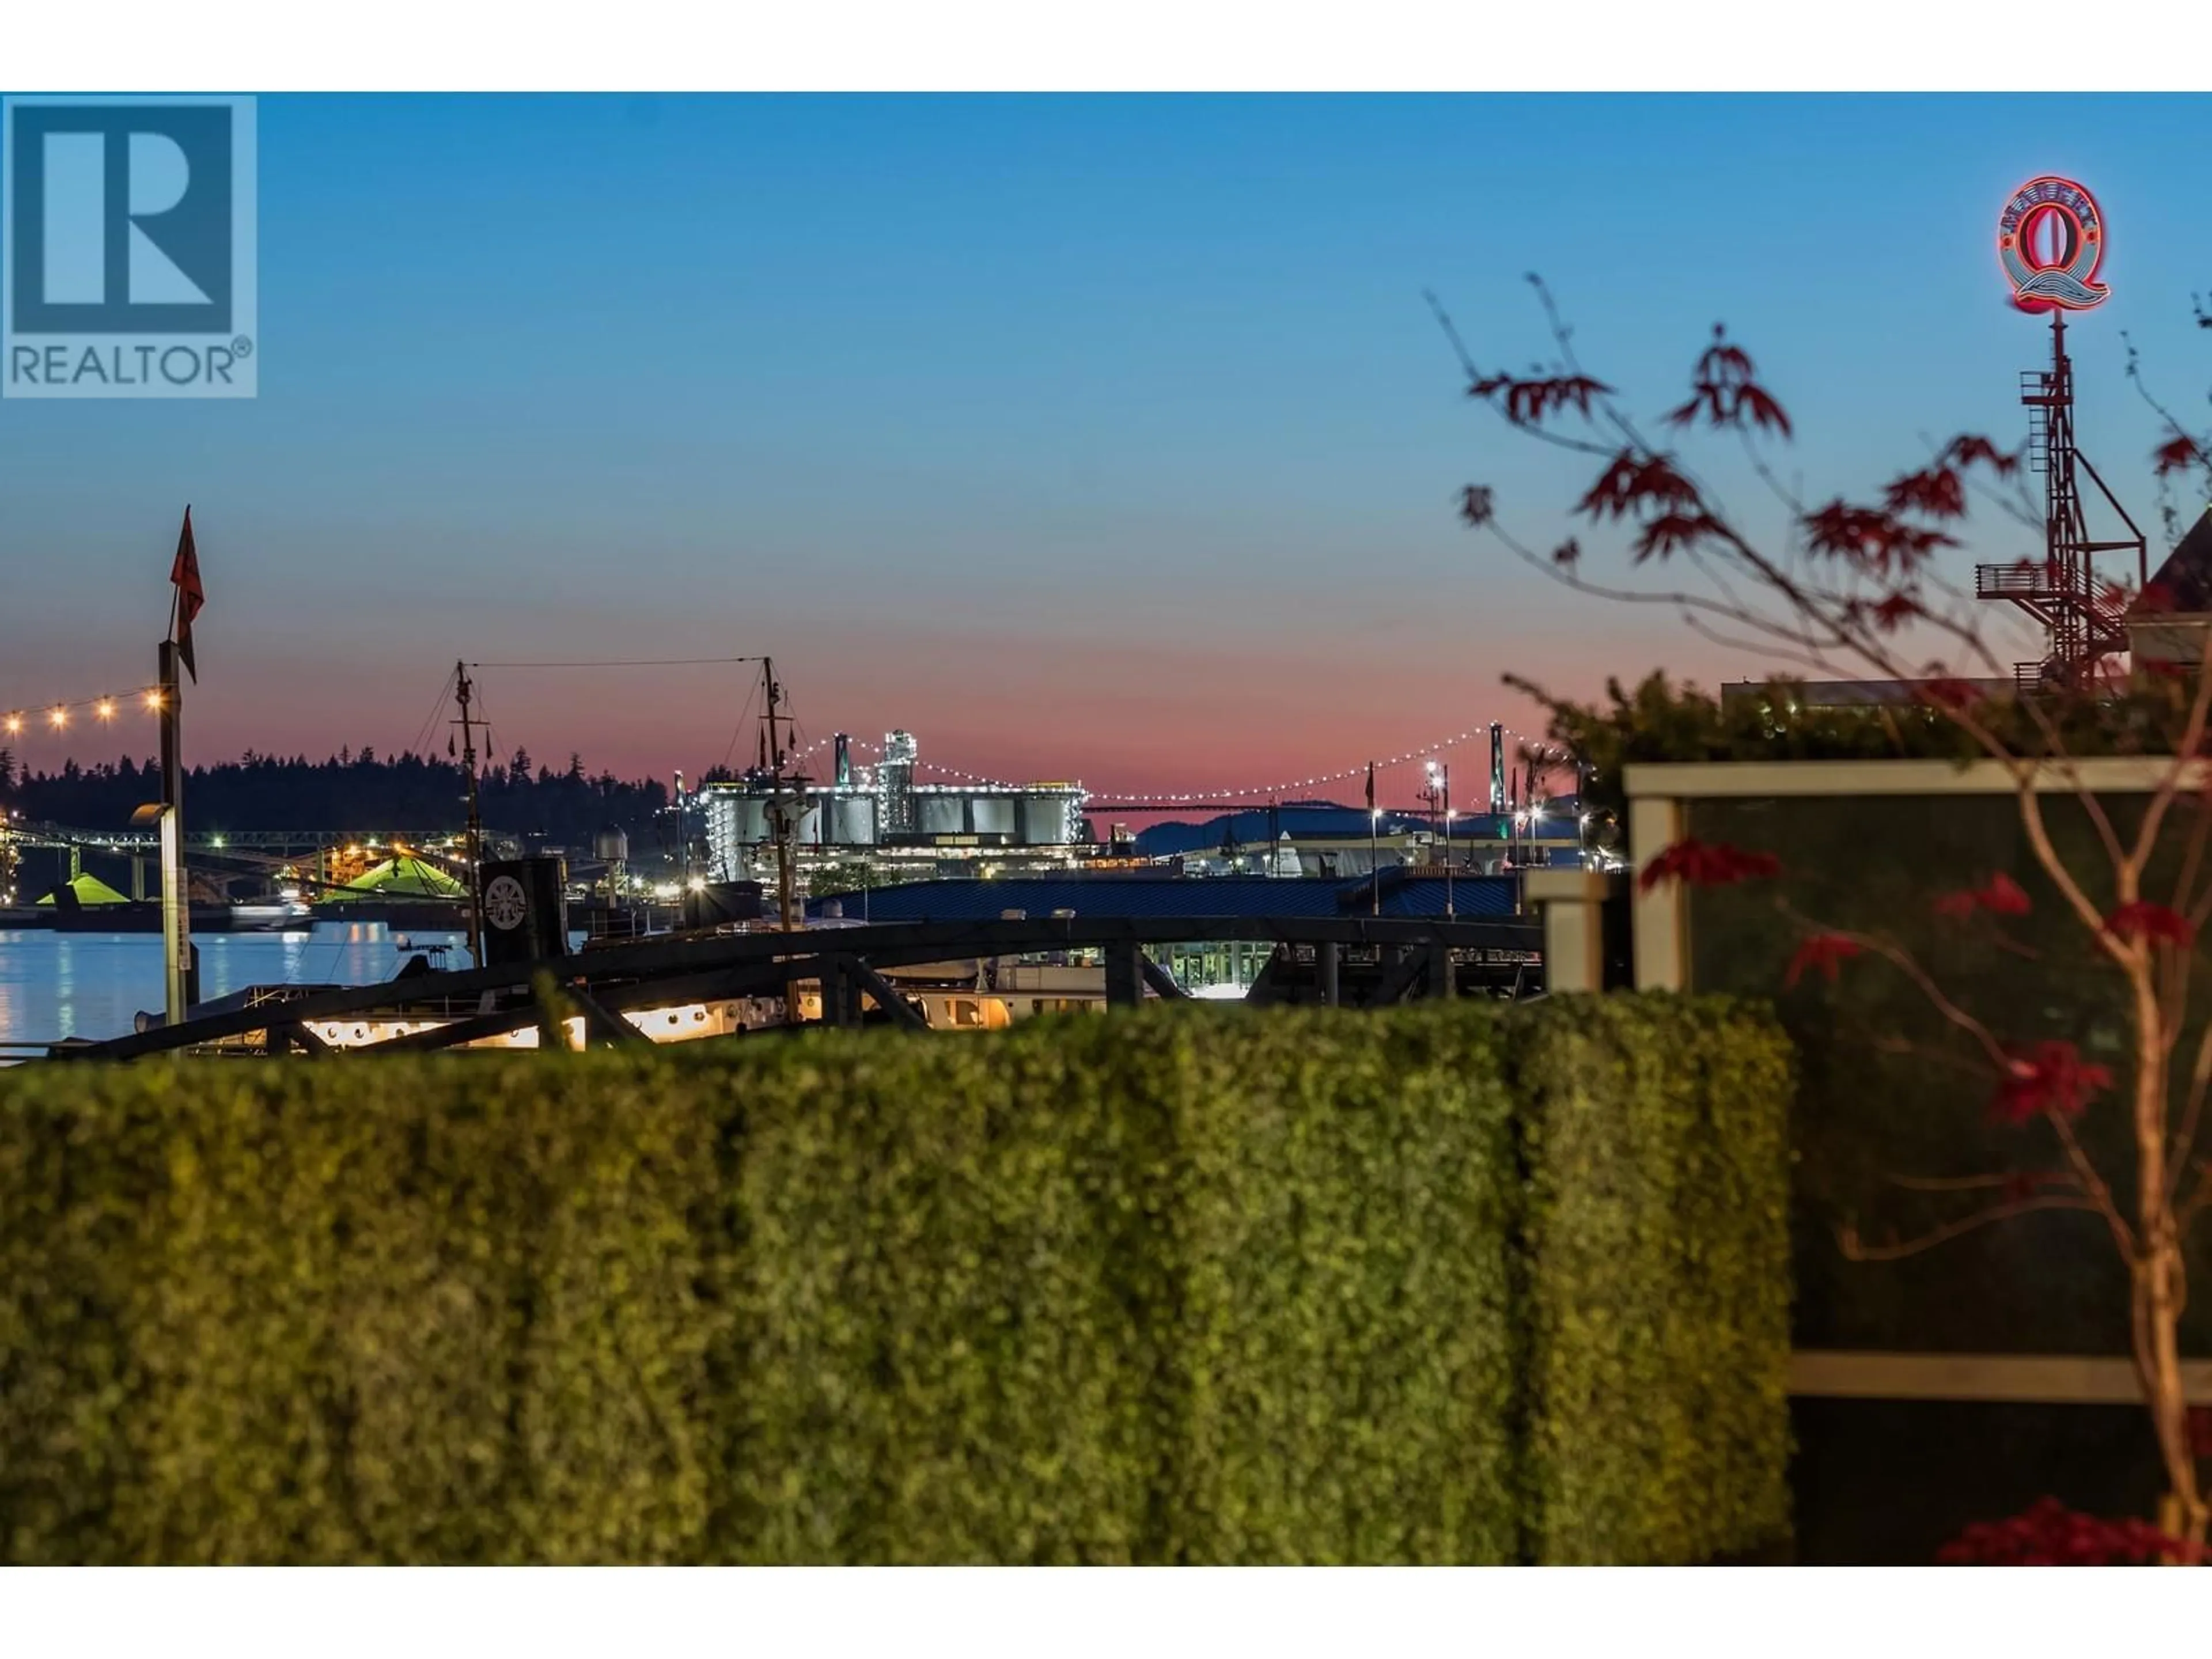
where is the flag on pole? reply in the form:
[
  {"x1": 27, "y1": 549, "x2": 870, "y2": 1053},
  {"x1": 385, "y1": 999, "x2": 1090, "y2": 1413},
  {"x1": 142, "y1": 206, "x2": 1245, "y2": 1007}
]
[
  {"x1": 1364, "y1": 762, "x2": 1376, "y2": 812},
  {"x1": 170, "y1": 507, "x2": 204, "y2": 683}
]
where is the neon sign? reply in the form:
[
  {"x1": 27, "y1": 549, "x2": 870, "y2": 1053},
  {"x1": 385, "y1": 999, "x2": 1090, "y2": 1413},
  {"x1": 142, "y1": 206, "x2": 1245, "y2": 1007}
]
[{"x1": 1999, "y1": 176, "x2": 2109, "y2": 313}]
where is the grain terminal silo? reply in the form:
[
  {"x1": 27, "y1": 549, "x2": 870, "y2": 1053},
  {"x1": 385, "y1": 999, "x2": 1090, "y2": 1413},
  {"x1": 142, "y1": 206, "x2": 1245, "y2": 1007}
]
[{"x1": 702, "y1": 727, "x2": 1088, "y2": 878}]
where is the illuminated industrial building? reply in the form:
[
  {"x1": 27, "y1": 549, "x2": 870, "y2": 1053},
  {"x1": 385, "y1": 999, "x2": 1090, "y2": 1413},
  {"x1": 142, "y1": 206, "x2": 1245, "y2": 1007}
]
[{"x1": 702, "y1": 728, "x2": 1089, "y2": 883}]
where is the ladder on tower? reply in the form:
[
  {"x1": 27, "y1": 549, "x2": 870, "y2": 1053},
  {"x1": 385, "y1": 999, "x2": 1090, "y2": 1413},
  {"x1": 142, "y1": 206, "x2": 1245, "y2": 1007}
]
[{"x1": 2021, "y1": 370, "x2": 2055, "y2": 474}]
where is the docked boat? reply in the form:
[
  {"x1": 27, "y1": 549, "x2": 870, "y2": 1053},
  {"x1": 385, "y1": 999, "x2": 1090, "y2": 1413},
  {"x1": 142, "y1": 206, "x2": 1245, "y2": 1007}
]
[
  {"x1": 37, "y1": 897, "x2": 312, "y2": 934},
  {"x1": 123, "y1": 946, "x2": 1137, "y2": 1055}
]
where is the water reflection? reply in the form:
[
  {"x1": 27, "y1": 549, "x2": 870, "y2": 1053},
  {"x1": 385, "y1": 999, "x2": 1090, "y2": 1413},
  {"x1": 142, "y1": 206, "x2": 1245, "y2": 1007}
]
[{"x1": 0, "y1": 925, "x2": 471, "y2": 1048}]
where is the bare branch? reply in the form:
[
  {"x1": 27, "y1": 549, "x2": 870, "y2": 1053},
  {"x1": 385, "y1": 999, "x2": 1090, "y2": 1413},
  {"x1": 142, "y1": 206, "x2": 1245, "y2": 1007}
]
[
  {"x1": 2047, "y1": 1105, "x2": 2139, "y2": 1259},
  {"x1": 1884, "y1": 1170, "x2": 2079, "y2": 1194},
  {"x1": 1680, "y1": 611, "x2": 1851, "y2": 680},
  {"x1": 2170, "y1": 1025, "x2": 2212, "y2": 1215},
  {"x1": 1423, "y1": 288, "x2": 1481, "y2": 384},
  {"x1": 1774, "y1": 900, "x2": 2012, "y2": 1071},
  {"x1": 1839, "y1": 1194, "x2": 2104, "y2": 1262},
  {"x1": 2181, "y1": 1162, "x2": 2212, "y2": 1233}
]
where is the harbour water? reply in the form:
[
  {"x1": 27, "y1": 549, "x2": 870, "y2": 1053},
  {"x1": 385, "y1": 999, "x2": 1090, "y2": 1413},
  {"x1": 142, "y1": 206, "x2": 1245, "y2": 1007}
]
[{"x1": 0, "y1": 925, "x2": 471, "y2": 1052}]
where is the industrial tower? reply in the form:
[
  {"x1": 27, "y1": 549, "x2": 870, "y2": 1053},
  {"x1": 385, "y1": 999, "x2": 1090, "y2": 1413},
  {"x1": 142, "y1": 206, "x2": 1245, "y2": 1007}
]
[{"x1": 1975, "y1": 177, "x2": 2146, "y2": 691}]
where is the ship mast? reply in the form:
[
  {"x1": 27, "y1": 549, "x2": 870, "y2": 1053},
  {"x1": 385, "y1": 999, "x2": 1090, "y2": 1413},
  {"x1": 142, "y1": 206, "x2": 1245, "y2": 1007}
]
[
  {"x1": 760, "y1": 656, "x2": 805, "y2": 935},
  {"x1": 454, "y1": 660, "x2": 485, "y2": 967}
]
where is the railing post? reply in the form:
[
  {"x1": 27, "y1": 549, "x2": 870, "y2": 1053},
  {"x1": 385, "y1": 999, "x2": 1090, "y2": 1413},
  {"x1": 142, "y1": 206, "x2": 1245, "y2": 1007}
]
[
  {"x1": 1104, "y1": 940, "x2": 1143, "y2": 1009},
  {"x1": 1525, "y1": 869, "x2": 1624, "y2": 994},
  {"x1": 1625, "y1": 790, "x2": 1687, "y2": 990}
]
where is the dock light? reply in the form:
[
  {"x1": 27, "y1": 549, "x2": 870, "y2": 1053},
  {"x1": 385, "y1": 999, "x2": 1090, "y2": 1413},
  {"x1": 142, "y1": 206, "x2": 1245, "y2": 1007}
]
[
  {"x1": 211, "y1": 835, "x2": 226, "y2": 849},
  {"x1": 95, "y1": 699, "x2": 114, "y2": 721},
  {"x1": 47, "y1": 707, "x2": 66, "y2": 729}
]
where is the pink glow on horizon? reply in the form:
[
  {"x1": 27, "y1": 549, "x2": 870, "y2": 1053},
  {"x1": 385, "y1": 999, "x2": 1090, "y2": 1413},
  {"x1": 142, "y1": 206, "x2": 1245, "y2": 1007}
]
[{"x1": 0, "y1": 620, "x2": 1727, "y2": 801}]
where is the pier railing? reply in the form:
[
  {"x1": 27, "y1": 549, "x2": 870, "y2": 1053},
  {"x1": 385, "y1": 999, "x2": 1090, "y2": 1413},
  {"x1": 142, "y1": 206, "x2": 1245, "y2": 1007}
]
[{"x1": 46, "y1": 913, "x2": 1544, "y2": 1063}]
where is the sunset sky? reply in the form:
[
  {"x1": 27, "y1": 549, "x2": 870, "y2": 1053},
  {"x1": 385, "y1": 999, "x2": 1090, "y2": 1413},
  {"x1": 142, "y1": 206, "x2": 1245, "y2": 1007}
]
[{"x1": 4, "y1": 93, "x2": 2208, "y2": 803}]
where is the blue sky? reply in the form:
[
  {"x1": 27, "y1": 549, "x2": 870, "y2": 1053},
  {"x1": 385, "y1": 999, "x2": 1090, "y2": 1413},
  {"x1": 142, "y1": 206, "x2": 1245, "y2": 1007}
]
[{"x1": 3, "y1": 93, "x2": 2206, "y2": 796}]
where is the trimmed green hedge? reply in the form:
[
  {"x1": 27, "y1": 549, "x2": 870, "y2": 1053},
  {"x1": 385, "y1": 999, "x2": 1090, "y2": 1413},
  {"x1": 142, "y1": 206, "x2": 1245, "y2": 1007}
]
[
  {"x1": 0, "y1": 999, "x2": 1790, "y2": 1564},
  {"x1": 1513, "y1": 997, "x2": 1794, "y2": 1564}
]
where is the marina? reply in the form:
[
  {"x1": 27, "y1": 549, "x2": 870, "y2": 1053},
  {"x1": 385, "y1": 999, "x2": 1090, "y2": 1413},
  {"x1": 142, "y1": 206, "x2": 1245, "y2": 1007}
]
[{"x1": 1, "y1": 636, "x2": 1585, "y2": 1060}]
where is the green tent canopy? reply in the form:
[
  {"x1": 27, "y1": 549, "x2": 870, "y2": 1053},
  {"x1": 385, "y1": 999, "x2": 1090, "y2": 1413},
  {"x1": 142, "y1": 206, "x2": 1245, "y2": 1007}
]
[
  {"x1": 36, "y1": 873, "x2": 132, "y2": 907},
  {"x1": 324, "y1": 855, "x2": 465, "y2": 900}
]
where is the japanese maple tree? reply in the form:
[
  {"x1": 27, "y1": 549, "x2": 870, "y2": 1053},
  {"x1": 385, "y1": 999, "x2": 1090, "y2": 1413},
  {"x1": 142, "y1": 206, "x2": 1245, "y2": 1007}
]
[{"x1": 1441, "y1": 276, "x2": 2212, "y2": 1559}]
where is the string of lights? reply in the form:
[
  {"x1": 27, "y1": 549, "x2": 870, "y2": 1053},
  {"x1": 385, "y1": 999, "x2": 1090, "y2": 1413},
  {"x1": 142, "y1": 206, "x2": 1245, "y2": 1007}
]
[
  {"x1": 744, "y1": 726, "x2": 1559, "y2": 805},
  {"x1": 1040, "y1": 727, "x2": 1541, "y2": 807},
  {"x1": 915, "y1": 758, "x2": 1021, "y2": 788},
  {"x1": 0, "y1": 685, "x2": 168, "y2": 737}
]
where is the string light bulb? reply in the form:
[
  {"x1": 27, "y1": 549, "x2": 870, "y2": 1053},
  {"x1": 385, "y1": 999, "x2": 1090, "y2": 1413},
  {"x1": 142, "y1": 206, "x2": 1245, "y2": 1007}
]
[
  {"x1": 3, "y1": 714, "x2": 18, "y2": 734},
  {"x1": 144, "y1": 690, "x2": 162, "y2": 710},
  {"x1": 95, "y1": 698, "x2": 115, "y2": 721},
  {"x1": 47, "y1": 707, "x2": 66, "y2": 730}
]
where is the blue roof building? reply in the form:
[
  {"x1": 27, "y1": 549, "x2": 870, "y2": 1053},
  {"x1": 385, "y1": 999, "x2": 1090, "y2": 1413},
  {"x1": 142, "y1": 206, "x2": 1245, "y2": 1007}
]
[{"x1": 809, "y1": 870, "x2": 1521, "y2": 924}]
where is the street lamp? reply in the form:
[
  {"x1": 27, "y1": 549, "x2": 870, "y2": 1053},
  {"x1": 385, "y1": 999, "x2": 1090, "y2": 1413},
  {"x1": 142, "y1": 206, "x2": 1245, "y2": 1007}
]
[{"x1": 1426, "y1": 760, "x2": 1453, "y2": 918}]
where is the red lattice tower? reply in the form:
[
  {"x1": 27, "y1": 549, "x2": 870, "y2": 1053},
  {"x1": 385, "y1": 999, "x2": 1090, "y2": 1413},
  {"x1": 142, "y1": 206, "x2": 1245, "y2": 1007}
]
[{"x1": 1976, "y1": 177, "x2": 2146, "y2": 692}]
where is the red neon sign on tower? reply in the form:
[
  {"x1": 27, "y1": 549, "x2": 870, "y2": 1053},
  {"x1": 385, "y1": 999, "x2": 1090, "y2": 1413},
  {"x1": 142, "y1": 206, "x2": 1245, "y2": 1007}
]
[{"x1": 1998, "y1": 176, "x2": 2109, "y2": 313}]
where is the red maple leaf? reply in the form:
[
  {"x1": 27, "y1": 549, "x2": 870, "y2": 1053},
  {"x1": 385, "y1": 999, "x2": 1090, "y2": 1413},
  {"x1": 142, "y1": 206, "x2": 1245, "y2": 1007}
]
[
  {"x1": 1637, "y1": 837, "x2": 1782, "y2": 893},
  {"x1": 2103, "y1": 900, "x2": 2196, "y2": 948},
  {"x1": 1664, "y1": 387, "x2": 1724, "y2": 429},
  {"x1": 1884, "y1": 466, "x2": 1968, "y2": 520},
  {"x1": 1784, "y1": 933, "x2": 1862, "y2": 988},
  {"x1": 1736, "y1": 383, "x2": 1793, "y2": 438},
  {"x1": 1801, "y1": 501, "x2": 1956, "y2": 577},
  {"x1": 1870, "y1": 592, "x2": 1923, "y2": 632},
  {"x1": 1633, "y1": 511, "x2": 1722, "y2": 563},
  {"x1": 1940, "y1": 1500, "x2": 2196, "y2": 1566},
  {"x1": 1472, "y1": 372, "x2": 1614, "y2": 426},
  {"x1": 1577, "y1": 452, "x2": 1702, "y2": 521},
  {"x1": 1935, "y1": 874, "x2": 2031, "y2": 921},
  {"x1": 1943, "y1": 434, "x2": 2021, "y2": 478},
  {"x1": 1664, "y1": 380, "x2": 1794, "y2": 440},
  {"x1": 1991, "y1": 1041, "x2": 2113, "y2": 1125},
  {"x1": 1692, "y1": 330, "x2": 1757, "y2": 387},
  {"x1": 2153, "y1": 435, "x2": 2203, "y2": 478}
]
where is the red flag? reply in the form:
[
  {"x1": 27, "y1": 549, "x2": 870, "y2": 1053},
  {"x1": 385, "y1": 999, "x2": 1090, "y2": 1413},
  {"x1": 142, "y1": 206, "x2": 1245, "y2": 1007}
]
[{"x1": 170, "y1": 507, "x2": 203, "y2": 683}]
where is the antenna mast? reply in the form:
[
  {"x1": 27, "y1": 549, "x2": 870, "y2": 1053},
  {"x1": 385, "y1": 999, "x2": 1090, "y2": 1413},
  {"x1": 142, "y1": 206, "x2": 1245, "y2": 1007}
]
[
  {"x1": 454, "y1": 660, "x2": 485, "y2": 967},
  {"x1": 760, "y1": 657, "x2": 807, "y2": 938}
]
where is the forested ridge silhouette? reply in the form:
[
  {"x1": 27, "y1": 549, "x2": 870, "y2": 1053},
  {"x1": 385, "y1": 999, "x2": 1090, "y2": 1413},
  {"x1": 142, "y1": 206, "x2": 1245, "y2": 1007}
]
[{"x1": 0, "y1": 745, "x2": 698, "y2": 850}]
